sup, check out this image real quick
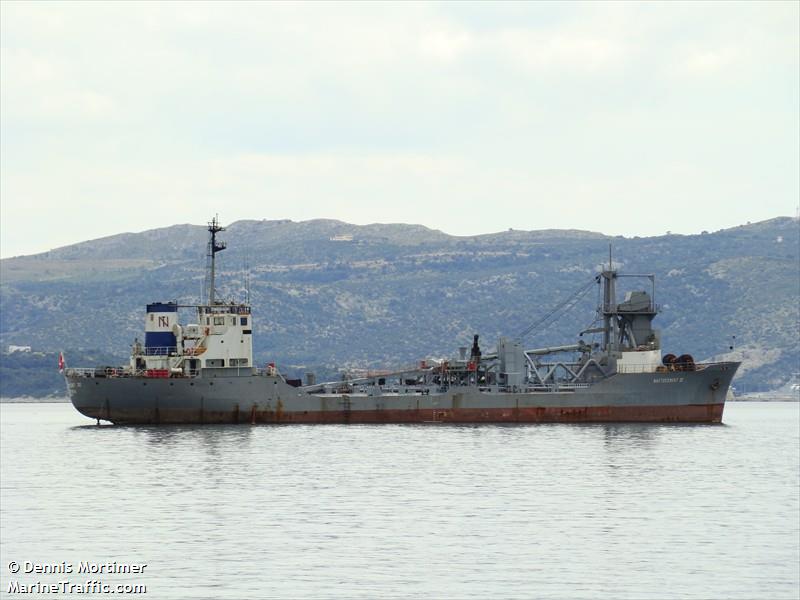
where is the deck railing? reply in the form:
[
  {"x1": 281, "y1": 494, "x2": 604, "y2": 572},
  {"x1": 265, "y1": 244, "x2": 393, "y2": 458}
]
[
  {"x1": 66, "y1": 366, "x2": 253, "y2": 379},
  {"x1": 141, "y1": 346, "x2": 178, "y2": 356},
  {"x1": 616, "y1": 361, "x2": 732, "y2": 374}
]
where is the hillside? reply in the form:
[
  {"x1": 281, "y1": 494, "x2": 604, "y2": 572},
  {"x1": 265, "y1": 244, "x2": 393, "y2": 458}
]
[{"x1": 1, "y1": 216, "x2": 798, "y2": 397}]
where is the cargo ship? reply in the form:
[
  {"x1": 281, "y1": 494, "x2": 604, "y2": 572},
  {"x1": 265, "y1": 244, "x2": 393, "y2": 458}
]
[{"x1": 65, "y1": 218, "x2": 739, "y2": 424}]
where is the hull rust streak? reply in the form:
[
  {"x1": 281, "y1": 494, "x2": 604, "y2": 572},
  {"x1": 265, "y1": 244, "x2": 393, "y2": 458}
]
[{"x1": 76, "y1": 404, "x2": 726, "y2": 425}]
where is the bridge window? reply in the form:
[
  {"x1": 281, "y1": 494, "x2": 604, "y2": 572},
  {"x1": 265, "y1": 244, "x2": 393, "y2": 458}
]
[{"x1": 240, "y1": 317, "x2": 248, "y2": 326}]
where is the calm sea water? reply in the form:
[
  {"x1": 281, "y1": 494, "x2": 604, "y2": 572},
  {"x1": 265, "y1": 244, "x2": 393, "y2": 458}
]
[{"x1": 1, "y1": 401, "x2": 798, "y2": 600}]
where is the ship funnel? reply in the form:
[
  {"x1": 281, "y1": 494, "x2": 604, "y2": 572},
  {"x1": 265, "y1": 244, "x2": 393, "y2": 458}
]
[{"x1": 145, "y1": 302, "x2": 178, "y2": 356}]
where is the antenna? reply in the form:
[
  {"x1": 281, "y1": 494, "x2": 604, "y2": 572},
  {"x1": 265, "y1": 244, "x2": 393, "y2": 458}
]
[
  {"x1": 206, "y1": 215, "x2": 226, "y2": 305},
  {"x1": 243, "y1": 252, "x2": 251, "y2": 305}
]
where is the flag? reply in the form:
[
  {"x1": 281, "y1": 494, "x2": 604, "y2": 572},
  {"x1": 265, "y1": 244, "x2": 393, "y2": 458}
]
[{"x1": 58, "y1": 352, "x2": 65, "y2": 373}]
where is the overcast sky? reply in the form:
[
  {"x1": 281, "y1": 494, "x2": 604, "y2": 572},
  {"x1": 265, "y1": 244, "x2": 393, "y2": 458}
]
[{"x1": 1, "y1": 1, "x2": 798, "y2": 258}]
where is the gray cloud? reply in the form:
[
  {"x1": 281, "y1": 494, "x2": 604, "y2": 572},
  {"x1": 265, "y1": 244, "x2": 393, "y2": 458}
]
[{"x1": 1, "y1": 1, "x2": 797, "y2": 256}]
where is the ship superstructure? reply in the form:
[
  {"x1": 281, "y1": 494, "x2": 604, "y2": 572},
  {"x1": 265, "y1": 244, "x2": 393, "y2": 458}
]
[
  {"x1": 66, "y1": 218, "x2": 740, "y2": 424},
  {"x1": 128, "y1": 217, "x2": 253, "y2": 379}
]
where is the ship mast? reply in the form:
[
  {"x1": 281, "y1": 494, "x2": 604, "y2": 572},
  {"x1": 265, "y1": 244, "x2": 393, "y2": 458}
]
[
  {"x1": 600, "y1": 243, "x2": 618, "y2": 353},
  {"x1": 597, "y1": 245, "x2": 658, "y2": 356},
  {"x1": 207, "y1": 216, "x2": 226, "y2": 305}
]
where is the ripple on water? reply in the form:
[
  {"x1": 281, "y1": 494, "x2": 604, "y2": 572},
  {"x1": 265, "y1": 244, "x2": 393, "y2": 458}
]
[{"x1": 1, "y1": 402, "x2": 798, "y2": 599}]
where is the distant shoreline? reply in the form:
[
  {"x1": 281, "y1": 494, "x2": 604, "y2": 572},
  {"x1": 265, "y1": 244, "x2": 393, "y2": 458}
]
[
  {"x1": 731, "y1": 395, "x2": 800, "y2": 402},
  {"x1": 1, "y1": 396, "x2": 70, "y2": 403}
]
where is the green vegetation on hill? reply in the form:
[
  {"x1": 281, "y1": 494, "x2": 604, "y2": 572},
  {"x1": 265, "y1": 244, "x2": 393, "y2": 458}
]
[{"x1": 0, "y1": 350, "x2": 121, "y2": 398}]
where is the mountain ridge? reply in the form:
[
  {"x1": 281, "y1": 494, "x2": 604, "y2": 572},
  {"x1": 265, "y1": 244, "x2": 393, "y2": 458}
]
[{"x1": 1, "y1": 215, "x2": 798, "y2": 397}]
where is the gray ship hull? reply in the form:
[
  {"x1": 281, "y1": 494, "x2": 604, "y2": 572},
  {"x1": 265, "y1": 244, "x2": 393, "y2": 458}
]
[{"x1": 67, "y1": 362, "x2": 738, "y2": 425}]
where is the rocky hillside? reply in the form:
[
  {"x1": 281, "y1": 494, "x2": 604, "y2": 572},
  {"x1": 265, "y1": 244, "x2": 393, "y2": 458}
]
[{"x1": 1, "y1": 217, "x2": 798, "y2": 397}]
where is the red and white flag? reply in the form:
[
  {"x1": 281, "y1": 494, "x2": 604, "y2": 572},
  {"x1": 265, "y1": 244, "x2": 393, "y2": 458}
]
[{"x1": 58, "y1": 352, "x2": 65, "y2": 373}]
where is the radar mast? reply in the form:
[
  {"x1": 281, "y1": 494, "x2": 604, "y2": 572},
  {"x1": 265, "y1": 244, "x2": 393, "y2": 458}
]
[{"x1": 207, "y1": 216, "x2": 226, "y2": 305}]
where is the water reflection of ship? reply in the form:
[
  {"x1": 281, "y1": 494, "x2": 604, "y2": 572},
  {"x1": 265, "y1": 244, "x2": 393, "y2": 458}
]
[
  {"x1": 69, "y1": 423, "x2": 255, "y2": 458},
  {"x1": 601, "y1": 424, "x2": 663, "y2": 456}
]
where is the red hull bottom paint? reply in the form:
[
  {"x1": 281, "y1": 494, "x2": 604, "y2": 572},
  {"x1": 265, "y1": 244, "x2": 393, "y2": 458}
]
[{"x1": 106, "y1": 403, "x2": 726, "y2": 425}]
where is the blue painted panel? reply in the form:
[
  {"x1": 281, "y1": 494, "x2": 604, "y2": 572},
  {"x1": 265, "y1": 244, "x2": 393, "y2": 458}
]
[
  {"x1": 146, "y1": 302, "x2": 178, "y2": 313},
  {"x1": 145, "y1": 332, "x2": 177, "y2": 355}
]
